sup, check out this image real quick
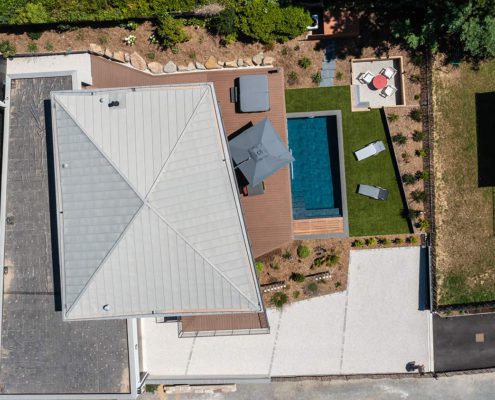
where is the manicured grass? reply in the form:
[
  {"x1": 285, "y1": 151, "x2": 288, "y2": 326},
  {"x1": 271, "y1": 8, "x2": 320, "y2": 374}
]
[
  {"x1": 433, "y1": 61, "x2": 495, "y2": 305},
  {"x1": 285, "y1": 86, "x2": 410, "y2": 236}
]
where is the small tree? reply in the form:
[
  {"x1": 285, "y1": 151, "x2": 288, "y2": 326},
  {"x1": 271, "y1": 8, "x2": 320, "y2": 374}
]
[
  {"x1": 411, "y1": 190, "x2": 426, "y2": 203},
  {"x1": 406, "y1": 236, "x2": 418, "y2": 244},
  {"x1": 352, "y1": 239, "x2": 364, "y2": 248},
  {"x1": 415, "y1": 170, "x2": 429, "y2": 180},
  {"x1": 387, "y1": 113, "x2": 399, "y2": 122},
  {"x1": 409, "y1": 109, "x2": 422, "y2": 122},
  {"x1": 365, "y1": 237, "x2": 377, "y2": 247},
  {"x1": 298, "y1": 56, "x2": 311, "y2": 69},
  {"x1": 402, "y1": 173, "x2": 417, "y2": 185},
  {"x1": 416, "y1": 218, "x2": 429, "y2": 231},
  {"x1": 255, "y1": 261, "x2": 264, "y2": 273},
  {"x1": 412, "y1": 130, "x2": 425, "y2": 141},
  {"x1": 326, "y1": 253, "x2": 340, "y2": 266},
  {"x1": 416, "y1": 149, "x2": 427, "y2": 157},
  {"x1": 311, "y1": 72, "x2": 322, "y2": 85},
  {"x1": 290, "y1": 272, "x2": 305, "y2": 282},
  {"x1": 287, "y1": 71, "x2": 298, "y2": 86},
  {"x1": 401, "y1": 152, "x2": 411, "y2": 164},
  {"x1": 271, "y1": 291, "x2": 288, "y2": 308},
  {"x1": 393, "y1": 133, "x2": 407, "y2": 145},
  {"x1": 155, "y1": 14, "x2": 190, "y2": 49},
  {"x1": 297, "y1": 244, "x2": 310, "y2": 258},
  {"x1": 394, "y1": 237, "x2": 403, "y2": 245}
]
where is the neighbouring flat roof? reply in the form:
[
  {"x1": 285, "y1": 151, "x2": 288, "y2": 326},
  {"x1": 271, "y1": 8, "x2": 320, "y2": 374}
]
[
  {"x1": 0, "y1": 75, "x2": 131, "y2": 395},
  {"x1": 51, "y1": 84, "x2": 263, "y2": 320},
  {"x1": 89, "y1": 56, "x2": 293, "y2": 258}
]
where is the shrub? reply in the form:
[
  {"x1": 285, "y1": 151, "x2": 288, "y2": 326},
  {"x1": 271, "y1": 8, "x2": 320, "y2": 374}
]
[
  {"x1": 402, "y1": 173, "x2": 416, "y2": 185},
  {"x1": 207, "y1": 7, "x2": 236, "y2": 36},
  {"x1": 326, "y1": 254, "x2": 340, "y2": 266},
  {"x1": 187, "y1": 50, "x2": 196, "y2": 60},
  {"x1": 298, "y1": 56, "x2": 311, "y2": 69},
  {"x1": 0, "y1": 41, "x2": 16, "y2": 58},
  {"x1": 416, "y1": 149, "x2": 427, "y2": 157},
  {"x1": 410, "y1": 74, "x2": 421, "y2": 83},
  {"x1": 293, "y1": 290, "x2": 300, "y2": 299},
  {"x1": 146, "y1": 384, "x2": 160, "y2": 393},
  {"x1": 282, "y1": 250, "x2": 292, "y2": 260},
  {"x1": 27, "y1": 31, "x2": 42, "y2": 40},
  {"x1": 125, "y1": 21, "x2": 139, "y2": 30},
  {"x1": 123, "y1": 34, "x2": 137, "y2": 46},
  {"x1": 379, "y1": 237, "x2": 391, "y2": 245},
  {"x1": 271, "y1": 291, "x2": 288, "y2": 308},
  {"x1": 409, "y1": 108, "x2": 422, "y2": 122},
  {"x1": 270, "y1": 262, "x2": 280, "y2": 270},
  {"x1": 171, "y1": 46, "x2": 180, "y2": 54},
  {"x1": 311, "y1": 72, "x2": 322, "y2": 85},
  {"x1": 412, "y1": 130, "x2": 425, "y2": 141},
  {"x1": 10, "y1": 2, "x2": 49, "y2": 24},
  {"x1": 255, "y1": 261, "x2": 264, "y2": 273},
  {"x1": 414, "y1": 93, "x2": 420, "y2": 100},
  {"x1": 281, "y1": 46, "x2": 289, "y2": 56},
  {"x1": 335, "y1": 71, "x2": 343, "y2": 80},
  {"x1": 411, "y1": 190, "x2": 426, "y2": 203},
  {"x1": 417, "y1": 218, "x2": 429, "y2": 231},
  {"x1": 287, "y1": 71, "x2": 298, "y2": 85},
  {"x1": 290, "y1": 272, "x2": 305, "y2": 282},
  {"x1": 98, "y1": 35, "x2": 109, "y2": 46},
  {"x1": 406, "y1": 209, "x2": 422, "y2": 219},
  {"x1": 294, "y1": 44, "x2": 300, "y2": 51},
  {"x1": 352, "y1": 239, "x2": 364, "y2": 248},
  {"x1": 306, "y1": 282, "x2": 318, "y2": 294},
  {"x1": 145, "y1": 52, "x2": 156, "y2": 60},
  {"x1": 393, "y1": 133, "x2": 407, "y2": 145},
  {"x1": 155, "y1": 14, "x2": 190, "y2": 49},
  {"x1": 406, "y1": 236, "x2": 418, "y2": 244},
  {"x1": 335, "y1": 281, "x2": 342, "y2": 288},
  {"x1": 401, "y1": 152, "x2": 411, "y2": 163},
  {"x1": 27, "y1": 42, "x2": 38, "y2": 53},
  {"x1": 415, "y1": 170, "x2": 429, "y2": 180},
  {"x1": 387, "y1": 113, "x2": 399, "y2": 122},
  {"x1": 394, "y1": 237, "x2": 403, "y2": 244},
  {"x1": 365, "y1": 237, "x2": 377, "y2": 247},
  {"x1": 263, "y1": 42, "x2": 275, "y2": 52},
  {"x1": 297, "y1": 244, "x2": 310, "y2": 258},
  {"x1": 75, "y1": 30, "x2": 85, "y2": 41},
  {"x1": 44, "y1": 41, "x2": 54, "y2": 51}
]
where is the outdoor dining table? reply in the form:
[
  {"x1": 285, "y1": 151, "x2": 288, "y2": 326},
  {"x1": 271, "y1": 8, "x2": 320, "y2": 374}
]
[{"x1": 372, "y1": 74, "x2": 387, "y2": 90}]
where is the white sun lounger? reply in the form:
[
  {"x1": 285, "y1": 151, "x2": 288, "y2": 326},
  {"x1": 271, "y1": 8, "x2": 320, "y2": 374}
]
[
  {"x1": 354, "y1": 141, "x2": 386, "y2": 161},
  {"x1": 358, "y1": 184, "x2": 389, "y2": 200}
]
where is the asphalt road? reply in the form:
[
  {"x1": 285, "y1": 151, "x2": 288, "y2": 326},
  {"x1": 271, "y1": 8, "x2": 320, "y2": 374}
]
[{"x1": 140, "y1": 374, "x2": 495, "y2": 400}]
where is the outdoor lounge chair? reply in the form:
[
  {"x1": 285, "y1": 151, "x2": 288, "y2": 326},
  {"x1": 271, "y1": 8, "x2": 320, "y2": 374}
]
[
  {"x1": 357, "y1": 71, "x2": 374, "y2": 84},
  {"x1": 380, "y1": 84, "x2": 397, "y2": 98},
  {"x1": 380, "y1": 66, "x2": 397, "y2": 79},
  {"x1": 358, "y1": 184, "x2": 389, "y2": 200},
  {"x1": 354, "y1": 141, "x2": 386, "y2": 161}
]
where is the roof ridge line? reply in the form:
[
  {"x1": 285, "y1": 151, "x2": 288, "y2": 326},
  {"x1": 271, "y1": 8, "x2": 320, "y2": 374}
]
[
  {"x1": 146, "y1": 201, "x2": 261, "y2": 311},
  {"x1": 64, "y1": 203, "x2": 146, "y2": 318},
  {"x1": 53, "y1": 94, "x2": 147, "y2": 202},
  {"x1": 143, "y1": 86, "x2": 210, "y2": 200}
]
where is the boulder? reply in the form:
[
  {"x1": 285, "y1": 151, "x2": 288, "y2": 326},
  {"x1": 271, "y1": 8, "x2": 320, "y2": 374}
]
[
  {"x1": 195, "y1": 61, "x2": 206, "y2": 70},
  {"x1": 252, "y1": 52, "x2": 264, "y2": 66},
  {"x1": 186, "y1": 62, "x2": 196, "y2": 71},
  {"x1": 104, "y1": 48, "x2": 113, "y2": 58},
  {"x1": 130, "y1": 52, "x2": 146, "y2": 71},
  {"x1": 89, "y1": 43, "x2": 104, "y2": 56},
  {"x1": 262, "y1": 55, "x2": 275, "y2": 66},
  {"x1": 225, "y1": 60, "x2": 238, "y2": 68},
  {"x1": 237, "y1": 58, "x2": 244, "y2": 67},
  {"x1": 217, "y1": 60, "x2": 225, "y2": 67},
  {"x1": 148, "y1": 62, "x2": 163, "y2": 74},
  {"x1": 177, "y1": 65, "x2": 188, "y2": 71},
  {"x1": 112, "y1": 50, "x2": 125, "y2": 63},
  {"x1": 244, "y1": 58, "x2": 254, "y2": 66},
  {"x1": 124, "y1": 52, "x2": 131, "y2": 63},
  {"x1": 163, "y1": 60, "x2": 177, "y2": 73},
  {"x1": 205, "y1": 56, "x2": 220, "y2": 69}
]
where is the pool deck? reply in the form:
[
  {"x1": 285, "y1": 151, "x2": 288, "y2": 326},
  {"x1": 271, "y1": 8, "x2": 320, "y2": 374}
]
[{"x1": 293, "y1": 217, "x2": 344, "y2": 235}]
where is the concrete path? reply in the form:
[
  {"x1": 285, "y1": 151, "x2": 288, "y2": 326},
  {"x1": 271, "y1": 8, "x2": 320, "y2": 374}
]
[
  {"x1": 140, "y1": 373, "x2": 495, "y2": 400},
  {"x1": 320, "y1": 40, "x2": 337, "y2": 87}
]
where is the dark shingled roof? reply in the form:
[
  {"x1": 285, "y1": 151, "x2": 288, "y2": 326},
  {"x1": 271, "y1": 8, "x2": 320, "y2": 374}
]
[{"x1": 0, "y1": 76, "x2": 130, "y2": 395}]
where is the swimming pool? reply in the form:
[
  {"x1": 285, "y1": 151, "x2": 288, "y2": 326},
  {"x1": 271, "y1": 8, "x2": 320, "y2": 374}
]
[{"x1": 288, "y1": 115, "x2": 342, "y2": 220}]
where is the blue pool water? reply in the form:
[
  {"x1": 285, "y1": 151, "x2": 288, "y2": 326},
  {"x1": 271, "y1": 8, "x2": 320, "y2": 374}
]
[{"x1": 288, "y1": 116, "x2": 342, "y2": 220}]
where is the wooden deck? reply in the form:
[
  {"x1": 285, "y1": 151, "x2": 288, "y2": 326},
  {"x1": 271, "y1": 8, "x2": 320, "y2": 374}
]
[
  {"x1": 293, "y1": 217, "x2": 344, "y2": 235},
  {"x1": 179, "y1": 312, "x2": 269, "y2": 336},
  {"x1": 89, "y1": 56, "x2": 293, "y2": 257}
]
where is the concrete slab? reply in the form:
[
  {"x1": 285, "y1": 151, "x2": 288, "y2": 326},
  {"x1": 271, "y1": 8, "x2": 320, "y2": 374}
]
[{"x1": 341, "y1": 247, "x2": 432, "y2": 374}]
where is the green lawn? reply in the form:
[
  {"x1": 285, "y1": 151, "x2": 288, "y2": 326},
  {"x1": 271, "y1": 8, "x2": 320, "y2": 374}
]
[{"x1": 285, "y1": 86, "x2": 410, "y2": 236}]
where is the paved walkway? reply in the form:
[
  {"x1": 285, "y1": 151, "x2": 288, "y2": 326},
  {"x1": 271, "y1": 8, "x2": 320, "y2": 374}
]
[{"x1": 320, "y1": 40, "x2": 337, "y2": 87}]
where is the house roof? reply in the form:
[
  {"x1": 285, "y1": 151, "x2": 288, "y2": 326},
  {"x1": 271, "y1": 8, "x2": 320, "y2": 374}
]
[{"x1": 51, "y1": 84, "x2": 263, "y2": 320}]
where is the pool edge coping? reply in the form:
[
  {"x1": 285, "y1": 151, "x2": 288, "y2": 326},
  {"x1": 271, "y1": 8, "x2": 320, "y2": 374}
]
[{"x1": 287, "y1": 110, "x2": 349, "y2": 239}]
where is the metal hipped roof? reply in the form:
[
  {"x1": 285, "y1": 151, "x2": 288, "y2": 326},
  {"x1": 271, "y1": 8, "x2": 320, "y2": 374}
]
[{"x1": 51, "y1": 84, "x2": 263, "y2": 320}]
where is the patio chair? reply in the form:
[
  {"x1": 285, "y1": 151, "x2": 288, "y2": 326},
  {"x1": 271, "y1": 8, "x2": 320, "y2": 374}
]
[
  {"x1": 381, "y1": 66, "x2": 397, "y2": 79},
  {"x1": 357, "y1": 184, "x2": 389, "y2": 200},
  {"x1": 354, "y1": 141, "x2": 386, "y2": 161},
  {"x1": 380, "y1": 84, "x2": 397, "y2": 98},
  {"x1": 357, "y1": 71, "x2": 374, "y2": 85},
  {"x1": 242, "y1": 182, "x2": 265, "y2": 197}
]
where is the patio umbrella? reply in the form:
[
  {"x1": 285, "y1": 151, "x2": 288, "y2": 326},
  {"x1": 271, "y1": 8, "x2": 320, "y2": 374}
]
[{"x1": 229, "y1": 118, "x2": 294, "y2": 186}]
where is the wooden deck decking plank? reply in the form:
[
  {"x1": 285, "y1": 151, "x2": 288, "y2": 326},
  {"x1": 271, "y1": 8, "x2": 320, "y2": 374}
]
[{"x1": 293, "y1": 217, "x2": 344, "y2": 235}]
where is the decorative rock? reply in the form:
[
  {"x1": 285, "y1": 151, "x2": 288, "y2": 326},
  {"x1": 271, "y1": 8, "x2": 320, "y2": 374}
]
[
  {"x1": 262, "y1": 56, "x2": 274, "y2": 66},
  {"x1": 186, "y1": 62, "x2": 196, "y2": 71},
  {"x1": 177, "y1": 65, "x2": 188, "y2": 71},
  {"x1": 89, "y1": 43, "x2": 104, "y2": 56},
  {"x1": 163, "y1": 60, "x2": 177, "y2": 73},
  {"x1": 148, "y1": 61, "x2": 163, "y2": 74},
  {"x1": 217, "y1": 60, "x2": 225, "y2": 67},
  {"x1": 130, "y1": 52, "x2": 146, "y2": 71},
  {"x1": 113, "y1": 50, "x2": 125, "y2": 63},
  {"x1": 225, "y1": 60, "x2": 238, "y2": 68},
  {"x1": 237, "y1": 58, "x2": 244, "y2": 67},
  {"x1": 244, "y1": 58, "x2": 254, "y2": 66},
  {"x1": 124, "y1": 52, "x2": 131, "y2": 63},
  {"x1": 195, "y1": 61, "x2": 206, "y2": 70},
  {"x1": 205, "y1": 56, "x2": 220, "y2": 69},
  {"x1": 252, "y1": 52, "x2": 264, "y2": 66},
  {"x1": 104, "y1": 48, "x2": 113, "y2": 59}
]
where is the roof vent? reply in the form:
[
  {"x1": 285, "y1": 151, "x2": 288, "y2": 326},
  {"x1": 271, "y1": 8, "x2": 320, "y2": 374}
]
[
  {"x1": 108, "y1": 101, "x2": 120, "y2": 108},
  {"x1": 62, "y1": 163, "x2": 69, "y2": 168},
  {"x1": 103, "y1": 304, "x2": 111, "y2": 311}
]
